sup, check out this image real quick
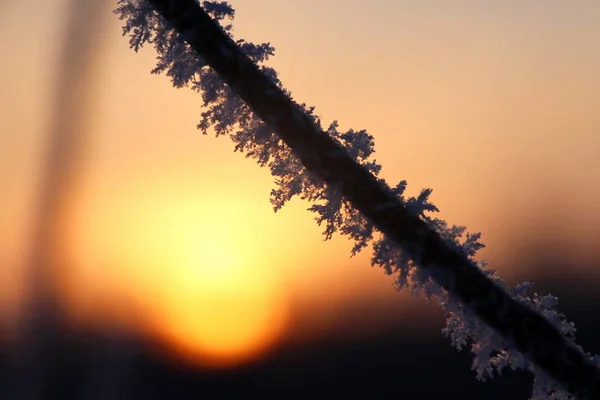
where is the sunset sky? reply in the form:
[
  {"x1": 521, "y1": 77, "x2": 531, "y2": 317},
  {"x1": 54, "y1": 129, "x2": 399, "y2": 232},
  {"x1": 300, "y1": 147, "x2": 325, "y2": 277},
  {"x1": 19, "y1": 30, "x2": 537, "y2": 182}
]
[{"x1": 1, "y1": 0, "x2": 599, "y2": 368}]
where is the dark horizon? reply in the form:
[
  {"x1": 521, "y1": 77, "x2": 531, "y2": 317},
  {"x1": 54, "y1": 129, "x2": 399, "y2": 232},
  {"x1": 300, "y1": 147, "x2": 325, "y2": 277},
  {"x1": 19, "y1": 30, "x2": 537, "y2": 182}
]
[{"x1": 2, "y1": 261, "x2": 599, "y2": 399}]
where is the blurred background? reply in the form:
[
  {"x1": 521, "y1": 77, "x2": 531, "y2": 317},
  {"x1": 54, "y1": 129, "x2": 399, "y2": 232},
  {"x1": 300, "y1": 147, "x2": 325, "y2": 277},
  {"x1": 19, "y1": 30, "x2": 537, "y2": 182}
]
[{"x1": 1, "y1": 0, "x2": 599, "y2": 398}]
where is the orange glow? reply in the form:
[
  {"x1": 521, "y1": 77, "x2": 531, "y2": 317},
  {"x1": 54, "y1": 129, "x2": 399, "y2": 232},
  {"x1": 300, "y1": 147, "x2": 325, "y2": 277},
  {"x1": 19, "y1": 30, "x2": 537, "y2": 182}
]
[
  {"x1": 60, "y1": 176, "x2": 289, "y2": 367},
  {"x1": 3, "y1": 1, "x2": 600, "y2": 359}
]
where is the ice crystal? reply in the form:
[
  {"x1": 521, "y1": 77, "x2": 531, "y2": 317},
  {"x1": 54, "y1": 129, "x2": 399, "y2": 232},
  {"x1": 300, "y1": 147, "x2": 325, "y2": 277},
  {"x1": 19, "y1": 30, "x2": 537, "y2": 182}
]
[{"x1": 115, "y1": 2, "x2": 600, "y2": 398}]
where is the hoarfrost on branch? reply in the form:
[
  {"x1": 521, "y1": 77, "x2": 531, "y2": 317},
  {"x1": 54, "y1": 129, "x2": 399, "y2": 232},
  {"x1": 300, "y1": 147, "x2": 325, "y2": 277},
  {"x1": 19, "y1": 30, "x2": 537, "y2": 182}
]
[{"x1": 114, "y1": 1, "x2": 600, "y2": 399}]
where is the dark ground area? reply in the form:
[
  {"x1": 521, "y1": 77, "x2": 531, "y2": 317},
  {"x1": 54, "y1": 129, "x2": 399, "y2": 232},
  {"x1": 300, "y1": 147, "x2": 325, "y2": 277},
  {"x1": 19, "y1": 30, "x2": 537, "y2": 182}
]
[{"x1": 0, "y1": 274, "x2": 598, "y2": 400}]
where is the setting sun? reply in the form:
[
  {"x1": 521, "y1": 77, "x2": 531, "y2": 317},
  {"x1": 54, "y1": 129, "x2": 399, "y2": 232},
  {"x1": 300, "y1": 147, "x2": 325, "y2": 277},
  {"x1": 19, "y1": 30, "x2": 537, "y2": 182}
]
[{"x1": 61, "y1": 175, "x2": 289, "y2": 367}]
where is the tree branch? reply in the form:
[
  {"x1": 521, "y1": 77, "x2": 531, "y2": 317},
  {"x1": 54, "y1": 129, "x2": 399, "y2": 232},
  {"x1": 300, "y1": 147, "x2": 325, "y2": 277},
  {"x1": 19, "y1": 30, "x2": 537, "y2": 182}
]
[{"x1": 143, "y1": 0, "x2": 600, "y2": 398}]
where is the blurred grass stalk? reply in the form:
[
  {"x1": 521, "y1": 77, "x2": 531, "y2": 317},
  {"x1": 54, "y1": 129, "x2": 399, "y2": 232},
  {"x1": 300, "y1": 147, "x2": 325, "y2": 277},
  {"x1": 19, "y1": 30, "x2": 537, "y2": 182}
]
[{"x1": 8, "y1": 1, "x2": 134, "y2": 398}]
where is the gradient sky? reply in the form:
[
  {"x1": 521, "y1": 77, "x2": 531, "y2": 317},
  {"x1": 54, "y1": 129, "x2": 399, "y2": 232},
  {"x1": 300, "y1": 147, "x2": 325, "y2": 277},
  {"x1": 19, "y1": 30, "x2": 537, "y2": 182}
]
[{"x1": 1, "y1": 0, "x2": 599, "y2": 367}]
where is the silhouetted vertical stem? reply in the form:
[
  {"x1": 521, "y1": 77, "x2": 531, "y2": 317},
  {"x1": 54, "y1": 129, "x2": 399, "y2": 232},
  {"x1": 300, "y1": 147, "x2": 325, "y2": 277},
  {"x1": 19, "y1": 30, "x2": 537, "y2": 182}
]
[
  {"x1": 144, "y1": 1, "x2": 600, "y2": 399},
  {"x1": 12, "y1": 1, "x2": 108, "y2": 398}
]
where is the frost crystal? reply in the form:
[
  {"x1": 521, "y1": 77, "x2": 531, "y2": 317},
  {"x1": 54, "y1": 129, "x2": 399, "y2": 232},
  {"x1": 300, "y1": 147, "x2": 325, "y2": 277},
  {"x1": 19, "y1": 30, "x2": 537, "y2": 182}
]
[{"x1": 115, "y1": 1, "x2": 599, "y2": 398}]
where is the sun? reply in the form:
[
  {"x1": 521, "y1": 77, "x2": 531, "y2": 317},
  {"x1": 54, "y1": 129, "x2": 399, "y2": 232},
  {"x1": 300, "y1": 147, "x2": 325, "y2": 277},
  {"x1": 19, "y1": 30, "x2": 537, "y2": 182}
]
[
  {"x1": 143, "y1": 201, "x2": 288, "y2": 367},
  {"x1": 61, "y1": 178, "x2": 289, "y2": 368}
]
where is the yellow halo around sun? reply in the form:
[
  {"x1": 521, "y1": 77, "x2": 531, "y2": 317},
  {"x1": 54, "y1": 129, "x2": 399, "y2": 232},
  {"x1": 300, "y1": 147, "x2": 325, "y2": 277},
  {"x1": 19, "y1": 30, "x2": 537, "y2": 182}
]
[
  {"x1": 61, "y1": 178, "x2": 289, "y2": 368},
  {"x1": 143, "y1": 204, "x2": 288, "y2": 367}
]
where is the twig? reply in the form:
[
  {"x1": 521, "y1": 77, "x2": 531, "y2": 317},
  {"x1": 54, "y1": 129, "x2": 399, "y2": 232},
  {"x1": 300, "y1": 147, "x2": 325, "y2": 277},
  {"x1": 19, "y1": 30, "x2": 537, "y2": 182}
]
[{"x1": 140, "y1": 1, "x2": 600, "y2": 398}]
